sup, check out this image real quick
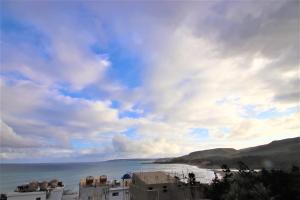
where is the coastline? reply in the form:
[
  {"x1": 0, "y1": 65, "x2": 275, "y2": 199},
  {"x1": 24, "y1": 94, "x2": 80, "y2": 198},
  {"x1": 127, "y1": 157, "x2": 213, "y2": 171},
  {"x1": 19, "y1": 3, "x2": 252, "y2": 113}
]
[
  {"x1": 153, "y1": 161, "x2": 224, "y2": 179},
  {"x1": 0, "y1": 160, "x2": 216, "y2": 193}
]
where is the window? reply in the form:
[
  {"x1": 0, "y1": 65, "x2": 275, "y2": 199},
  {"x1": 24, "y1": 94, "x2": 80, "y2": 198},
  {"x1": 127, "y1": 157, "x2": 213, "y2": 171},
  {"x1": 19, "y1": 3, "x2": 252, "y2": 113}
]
[
  {"x1": 112, "y1": 192, "x2": 119, "y2": 196},
  {"x1": 36, "y1": 198, "x2": 41, "y2": 200},
  {"x1": 163, "y1": 189, "x2": 168, "y2": 193},
  {"x1": 163, "y1": 186, "x2": 167, "y2": 189},
  {"x1": 148, "y1": 187, "x2": 153, "y2": 190}
]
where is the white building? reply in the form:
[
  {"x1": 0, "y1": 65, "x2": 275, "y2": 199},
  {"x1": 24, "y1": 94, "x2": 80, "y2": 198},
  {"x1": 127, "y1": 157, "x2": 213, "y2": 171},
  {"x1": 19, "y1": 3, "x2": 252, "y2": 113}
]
[
  {"x1": 79, "y1": 176, "x2": 109, "y2": 200},
  {"x1": 1, "y1": 180, "x2": 64, "y2": 200},
  {"x1": 108, "y1": 187, "x2": 129, "y2": 200},
  {"x1": 79, "y1": 174, "x2": 131, "y2": 200},
  {"x1": 62, "y1": 191, "x2": 78, "y2": 200},
  {"x1": 120, "y1": 174, "x2": 131, "y2": 188},
  {"x1": 2, "y1": 187, "x2": 64, "y2": 200},
  {"x1": 62, "y1": 193, "x2": 78, "y2": 200},
  {"x1": 108, "y1": 173, "x2": 131, "y2": 200},
  {"x1": 47, "y1": 187, "x2": 64, "y2": 200},
  {"x1": 3, "y1": 191, "x2": 46, "y2": 200}
]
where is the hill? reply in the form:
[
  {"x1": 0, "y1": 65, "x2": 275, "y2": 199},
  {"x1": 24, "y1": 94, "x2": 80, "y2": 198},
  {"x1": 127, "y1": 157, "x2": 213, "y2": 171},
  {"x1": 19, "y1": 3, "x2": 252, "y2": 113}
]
[{"x1": 155, "y1": 137, "x2": 300, "y2": 170}]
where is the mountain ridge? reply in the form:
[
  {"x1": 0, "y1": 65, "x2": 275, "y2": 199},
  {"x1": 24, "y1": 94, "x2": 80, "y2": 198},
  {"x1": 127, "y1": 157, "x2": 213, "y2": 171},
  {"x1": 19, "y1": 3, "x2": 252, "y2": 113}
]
[{"x1": 155, "y1": 137, "x2": 300, "y2": 170}]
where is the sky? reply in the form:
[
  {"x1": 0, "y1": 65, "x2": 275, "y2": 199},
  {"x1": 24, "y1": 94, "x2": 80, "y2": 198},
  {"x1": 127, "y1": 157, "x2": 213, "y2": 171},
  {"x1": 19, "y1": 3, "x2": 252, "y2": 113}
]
[{"x1": 0, "y1": 0, "x2": 299, "y2": 163}]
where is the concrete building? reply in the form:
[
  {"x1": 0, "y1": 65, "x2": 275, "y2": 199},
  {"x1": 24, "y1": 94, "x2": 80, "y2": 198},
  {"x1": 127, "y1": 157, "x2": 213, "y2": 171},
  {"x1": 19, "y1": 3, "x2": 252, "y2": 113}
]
[
  {"x1": 130, "y1": 171, "x2": 181, "y2": 200},
  {"x1": 129, "y1": 171, "x2": 207, "y2": 200},
  {"x1": 79, "y1": 176, "x2": 109, "y2": 200}
]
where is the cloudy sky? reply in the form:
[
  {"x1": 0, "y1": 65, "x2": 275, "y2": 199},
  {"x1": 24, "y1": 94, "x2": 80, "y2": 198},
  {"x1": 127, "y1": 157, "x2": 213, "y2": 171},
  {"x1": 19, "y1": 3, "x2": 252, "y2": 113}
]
[{"x1": 0, "y1": 0, "x2": 299, "y2": 163}]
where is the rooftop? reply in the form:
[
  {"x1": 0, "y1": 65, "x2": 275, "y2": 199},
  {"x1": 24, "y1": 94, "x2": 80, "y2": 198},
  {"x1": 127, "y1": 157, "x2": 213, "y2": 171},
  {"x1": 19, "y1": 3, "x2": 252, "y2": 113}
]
[
  {"x1": 79, "y1": 176, "x2": 108, "y2": 187},
  {"x1": 14, "y1": 180, "x2": 64, "y2": 193},
  {"x1": 133, "y1": 171, "x2": 176, "y2": 185}
]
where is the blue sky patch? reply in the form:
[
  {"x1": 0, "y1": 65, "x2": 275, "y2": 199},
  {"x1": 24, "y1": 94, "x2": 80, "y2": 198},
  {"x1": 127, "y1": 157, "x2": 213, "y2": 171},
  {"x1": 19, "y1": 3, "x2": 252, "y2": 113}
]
[
  {"x1": 71, "y1": 139, "x2": 93, "y2": 149},
  {"x1": 122, "y1": 128, "x2": 139, "y2": 140},
  {"x1": 59, "y1": 83, "x2": 113, "y2": 101},
  {"x1": 1, "y1": 15, "x2": 52, "y2": 61},
  {"x1": 242, "y1": 105, "x2": 298, "y2": 119},
  {"x1": 119, "y1": 110, "x2": 144, "y2": 119},
  {"x1": 90, "y1": 41, "x2": 143, "y2": 89},
  {"x1": 190, "y1": 128, "x2": 210, "y2": 139},
  {"x1": 256, "y1": 107, "x2": 298, "y2": 119},
  {"x1": 0, "y1": 71, "x2": 30, "y2": 81}
]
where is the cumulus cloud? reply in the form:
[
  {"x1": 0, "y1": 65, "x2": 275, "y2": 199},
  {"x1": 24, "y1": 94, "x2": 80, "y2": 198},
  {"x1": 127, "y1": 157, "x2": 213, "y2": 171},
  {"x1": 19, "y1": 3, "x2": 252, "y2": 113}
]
[
  {"x1": 228, "y1": 112, "x2": 300, "y2": 140},
  {"x1": 133, "y1": 0, "x2": 299, "y2": 140},
  {"x1": 2, "y1": 1, "x2": 110, "y2": 90},
  {"x1": 0, "y1": 0, "x2": 299, "y2": 162},
  {"x1": 1, "y1": 77, "x2": 131, "y2": 143},
  {"x1": 0, "y1": 121, "x2": 42, "y2": 148},
  {"x1": 112, "y1": 134, "x2": 182, "y2": 158}
]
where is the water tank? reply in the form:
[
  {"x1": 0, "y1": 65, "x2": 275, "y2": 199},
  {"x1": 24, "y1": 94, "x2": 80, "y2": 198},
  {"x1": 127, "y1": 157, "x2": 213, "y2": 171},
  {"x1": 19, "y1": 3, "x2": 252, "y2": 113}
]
[
  {"x1": 28, "y1": 181, "x2": 39, "y2": 192},
  {"x1": 86, "y1": 176, "x2": 94, "y2": 186},
  {"x1": 122, "y1": 174, "x2": 131, "y2": 180},
  {"x1": 99, "y1": 175, "x2": 107, "y2": 184},
  {"x1": 49, "y1": 179, "x2": 58, "y2": 188},
  {"x1": 39, "y1": 181, "x2": 48, "y2": 191}
]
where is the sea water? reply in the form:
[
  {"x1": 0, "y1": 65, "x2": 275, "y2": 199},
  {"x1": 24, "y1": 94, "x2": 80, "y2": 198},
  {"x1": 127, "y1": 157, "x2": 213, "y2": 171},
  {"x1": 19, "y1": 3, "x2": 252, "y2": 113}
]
[{"x1": 0, "y1": 160, "x2": 216, "y2": 193}]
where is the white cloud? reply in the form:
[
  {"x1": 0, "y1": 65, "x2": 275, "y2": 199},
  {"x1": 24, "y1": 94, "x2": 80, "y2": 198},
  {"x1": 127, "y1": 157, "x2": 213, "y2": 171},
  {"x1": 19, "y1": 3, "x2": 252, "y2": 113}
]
[
  {"x1": 0, "y1": 120, "x2": 43, "y2": 148},
  {"x1": 2, "y1": 1, "x2": 111, "y2": 90},
  {"x1": 1, "y1": 0, "x2": 299, "y2": 162},
  {"x1": 112, "y1": 134, "x2": 182, "y2": 158}
]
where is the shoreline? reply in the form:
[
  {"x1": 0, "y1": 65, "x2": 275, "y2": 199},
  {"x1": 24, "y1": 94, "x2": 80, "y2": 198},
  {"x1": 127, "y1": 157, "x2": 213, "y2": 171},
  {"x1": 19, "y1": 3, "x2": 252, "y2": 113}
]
[
  {"x1": 153, "y1": 161, "x2": 224, "y2": 180},
  {"x1": 0, "y1": 160, "x2": 216, "y2": 193}
]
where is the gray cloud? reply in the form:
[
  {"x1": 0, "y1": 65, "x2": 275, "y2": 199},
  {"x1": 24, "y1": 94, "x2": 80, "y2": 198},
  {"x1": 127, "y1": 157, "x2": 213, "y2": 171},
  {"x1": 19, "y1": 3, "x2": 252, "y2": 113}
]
[
  {"x1": 0, "y1": 121, "x2": 43, "y2": 148},
  {"x1": 274, "y1": 92, "x2": 300, "y2": 103}
]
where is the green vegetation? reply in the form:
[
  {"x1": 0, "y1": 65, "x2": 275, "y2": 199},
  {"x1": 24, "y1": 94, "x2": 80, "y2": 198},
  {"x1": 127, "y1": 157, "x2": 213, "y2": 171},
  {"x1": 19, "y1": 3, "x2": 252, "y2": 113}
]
[{"x1": 203, "y1": 162, "x2": 300, "y2": 200}]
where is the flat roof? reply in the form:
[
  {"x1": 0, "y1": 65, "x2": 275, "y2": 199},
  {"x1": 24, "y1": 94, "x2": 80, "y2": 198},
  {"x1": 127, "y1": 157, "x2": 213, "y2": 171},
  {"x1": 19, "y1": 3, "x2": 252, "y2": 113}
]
[{"x1": 133, "y1": 171, "x2": 176, "y2": 185}]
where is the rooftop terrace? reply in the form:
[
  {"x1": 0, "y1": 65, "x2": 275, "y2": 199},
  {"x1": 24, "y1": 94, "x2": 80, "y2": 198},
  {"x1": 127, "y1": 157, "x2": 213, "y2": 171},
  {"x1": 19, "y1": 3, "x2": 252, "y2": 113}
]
[{"x1": 133, "y1": 171, "x2": 176, "y2": 185}]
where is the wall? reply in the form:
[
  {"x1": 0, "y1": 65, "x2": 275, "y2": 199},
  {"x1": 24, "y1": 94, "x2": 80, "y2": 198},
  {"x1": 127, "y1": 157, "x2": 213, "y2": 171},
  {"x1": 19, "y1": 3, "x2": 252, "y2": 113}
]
[
  {"x1": 7, "y1": 192, "x2": 46, "y2": 200},
  {"x1": 130, "y1": 182, "x2": 177, "y2": 200},
  {"x1": 109, "y1": 188, "x2": 129, "y2": 200},
  {"x1": 79, "y1": 186, "x2": 109, "y2": 200},
  {"x1": 48, "y1": 187, "x2": 64, "y2": 200}
]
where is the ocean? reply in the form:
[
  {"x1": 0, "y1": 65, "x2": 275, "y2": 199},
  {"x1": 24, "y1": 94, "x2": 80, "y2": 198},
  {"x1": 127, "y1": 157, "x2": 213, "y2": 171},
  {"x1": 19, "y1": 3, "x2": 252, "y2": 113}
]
[{"x1": 0, "y1": 160, "x2": 216, "y2": 193}]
